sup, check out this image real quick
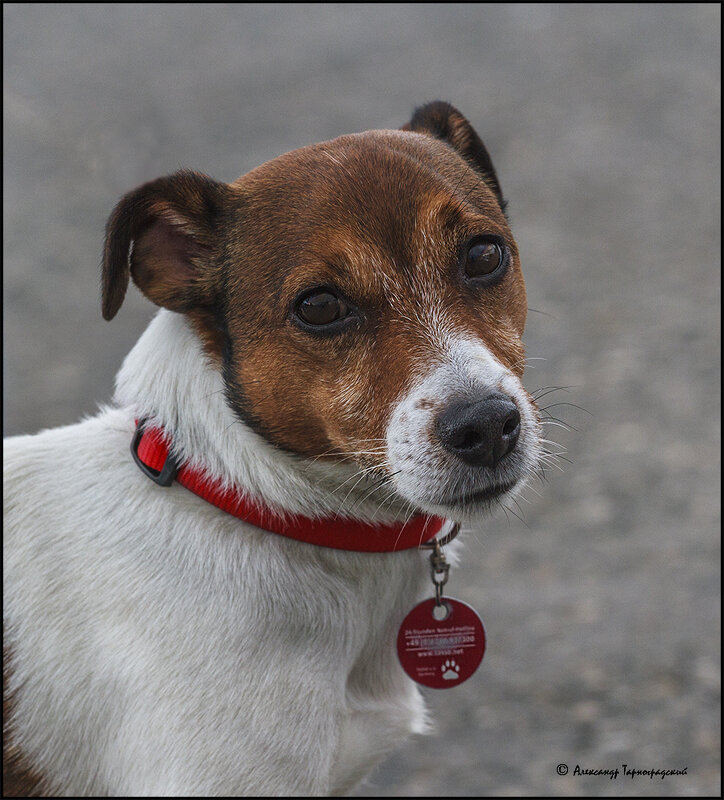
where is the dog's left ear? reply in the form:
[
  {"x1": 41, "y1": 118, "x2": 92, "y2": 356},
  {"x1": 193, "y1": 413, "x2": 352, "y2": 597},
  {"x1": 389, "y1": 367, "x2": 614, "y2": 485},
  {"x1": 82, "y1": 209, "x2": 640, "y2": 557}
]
[
  {"x1": 402, "y1": 101, "x2": 505, "y2": 210},
  {"x1": 102, "y1": 170, "x2": 230, "y2": 320}
]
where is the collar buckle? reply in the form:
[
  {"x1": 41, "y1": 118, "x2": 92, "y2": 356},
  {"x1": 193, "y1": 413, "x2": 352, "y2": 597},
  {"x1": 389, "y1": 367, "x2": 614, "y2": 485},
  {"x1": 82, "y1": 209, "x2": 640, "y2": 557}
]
[{"x1": 131, "y1": 418, "x2": 179, "y2": 487}]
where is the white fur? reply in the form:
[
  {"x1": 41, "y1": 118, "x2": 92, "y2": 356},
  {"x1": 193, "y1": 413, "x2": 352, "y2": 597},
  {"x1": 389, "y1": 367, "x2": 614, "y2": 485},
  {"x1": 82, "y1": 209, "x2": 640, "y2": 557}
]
[{"x1": 3, "y1": 310, "x2": 432, "y2": 796}]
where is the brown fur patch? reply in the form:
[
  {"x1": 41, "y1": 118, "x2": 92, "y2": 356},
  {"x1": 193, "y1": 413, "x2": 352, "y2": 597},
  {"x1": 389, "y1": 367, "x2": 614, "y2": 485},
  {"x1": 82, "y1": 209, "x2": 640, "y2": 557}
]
[
  {"x1": 187, "y1": 308, "x2": 225, "y2": 364},
  {"x1": 3, "y1": 645, "x2": 54, "y2": 797},
  {"x1": 217, "y1": 128, "x2": 527, "y2": 463}
]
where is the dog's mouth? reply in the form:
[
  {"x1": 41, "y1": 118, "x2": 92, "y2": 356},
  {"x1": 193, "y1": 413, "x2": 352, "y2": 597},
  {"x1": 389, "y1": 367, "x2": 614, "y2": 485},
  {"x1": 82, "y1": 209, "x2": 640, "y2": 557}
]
[{"x1": 434, "y1": 481, "x2": 517, "y2": 509}]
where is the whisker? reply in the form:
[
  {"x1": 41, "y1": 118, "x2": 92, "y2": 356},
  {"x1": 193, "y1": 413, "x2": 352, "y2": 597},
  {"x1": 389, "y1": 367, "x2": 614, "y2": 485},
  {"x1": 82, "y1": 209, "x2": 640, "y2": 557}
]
[
  {"x1": 508, "y1": 356, "x2": 547, "y2": 372},
  {"x1": 531, "y1": 386, "x2": 574, "y2": 401},
  {"x1": 537, "y1": 456, "x2": 566, "y2": 472},
  {"x1": 538, "y1": 449, "x2": 568, "y2": 462},
  {"x1": 501, "y1": 501, "x2": 529, "y2": 529},
  {"x1": 539, "y1": 418, "x2": 577, "y2": 433},
  {"x1": 334, "y1": 460, "x2": 395, "y2": 514},
  {"x1": 540, "y1": 401, "x2": 592, "y2": 417},
  {"x1": 393, "y1": 502, "x2": 420, "y2": 551},
  {"x1": 527, "y1": 308, "x2": 557, "y2": 319},
  {"x1": 351, "y1": 471, "x2": 398, "y2": 511},
  {"x1": 331, "y1": 462, "x2": 389, "y2": 496},
  {"x1": 497, "y1": 501, "x2": 513, "y2": 528},
  {"x1": 306, "y1": 446, "x2": 386, "y2": 465},
  {"x1": 522, "y1": 482, "x2": 543, "y2": 499},
  {"x1": 510, "y1": 495, "x2": 528, "y2": 518}
]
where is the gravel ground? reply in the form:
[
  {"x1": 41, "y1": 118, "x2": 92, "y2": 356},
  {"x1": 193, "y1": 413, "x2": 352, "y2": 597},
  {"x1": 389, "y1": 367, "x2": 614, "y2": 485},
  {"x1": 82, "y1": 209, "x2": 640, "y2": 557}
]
[{"x1": 3, "y1": 4, "x2": 720, "y2": 796}]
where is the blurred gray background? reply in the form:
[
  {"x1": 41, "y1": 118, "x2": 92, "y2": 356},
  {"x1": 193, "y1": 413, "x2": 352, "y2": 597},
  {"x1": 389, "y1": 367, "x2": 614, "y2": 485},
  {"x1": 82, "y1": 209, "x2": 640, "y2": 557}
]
[{"x1": 3, "y1": 4, "x2": 720, "y2": 796}]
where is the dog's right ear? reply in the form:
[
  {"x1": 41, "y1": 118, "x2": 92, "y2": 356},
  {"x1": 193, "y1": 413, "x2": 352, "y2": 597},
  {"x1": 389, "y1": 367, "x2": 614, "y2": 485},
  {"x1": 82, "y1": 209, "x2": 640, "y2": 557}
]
[
  {"x1": 402, "y1": 101, "x2": 506, "y2": 211},
  {"x1": 102, "y1": 170, "x2": 231, "y2": 320}
]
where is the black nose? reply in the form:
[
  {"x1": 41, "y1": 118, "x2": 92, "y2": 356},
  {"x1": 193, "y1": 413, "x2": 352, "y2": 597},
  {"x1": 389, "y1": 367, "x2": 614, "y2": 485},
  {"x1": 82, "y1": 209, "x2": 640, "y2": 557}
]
[{"x1": 435, "y1": 393, "x2": 521, "y2": 468}]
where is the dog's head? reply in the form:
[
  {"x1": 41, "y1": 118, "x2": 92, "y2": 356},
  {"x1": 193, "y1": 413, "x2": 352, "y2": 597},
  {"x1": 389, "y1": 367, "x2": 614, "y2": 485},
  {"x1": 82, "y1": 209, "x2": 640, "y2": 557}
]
[{"x1": 103, "y1": 101, "x2": 540, "y2": 523}]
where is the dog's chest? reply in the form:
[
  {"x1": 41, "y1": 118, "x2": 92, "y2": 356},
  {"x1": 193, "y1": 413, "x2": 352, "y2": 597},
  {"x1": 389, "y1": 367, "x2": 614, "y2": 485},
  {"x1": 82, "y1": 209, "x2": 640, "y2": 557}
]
[
  {"x1": 116, "y1": 525, "x2": 427, "y2": 794},
  {"x1": 4, "y1": 420, "x2": 430, "y2": 795},
  {"x1": 117, "y1": 527, "x2": 429, "y2": 794}
]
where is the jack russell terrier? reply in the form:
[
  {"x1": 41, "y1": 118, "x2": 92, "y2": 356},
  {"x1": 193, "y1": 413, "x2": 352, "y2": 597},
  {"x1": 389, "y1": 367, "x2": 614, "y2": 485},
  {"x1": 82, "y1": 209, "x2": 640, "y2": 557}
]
[{"x1": 3, "y1": 101, "x2": 542, "y2": 796}]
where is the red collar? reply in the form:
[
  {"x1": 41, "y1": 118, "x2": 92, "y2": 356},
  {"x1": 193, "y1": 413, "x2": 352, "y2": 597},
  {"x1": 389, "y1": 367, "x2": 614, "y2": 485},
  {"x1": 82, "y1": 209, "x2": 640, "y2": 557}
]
[{"x1": 131, "y1": 419, "x2": 445, "y2": 552}]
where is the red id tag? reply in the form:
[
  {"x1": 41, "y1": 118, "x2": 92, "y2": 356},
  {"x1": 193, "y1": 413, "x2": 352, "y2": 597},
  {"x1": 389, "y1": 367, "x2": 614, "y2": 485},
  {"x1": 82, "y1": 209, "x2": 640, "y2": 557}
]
[{"x1": 397, "y1": 597, "x2": 486, "y2": 689}]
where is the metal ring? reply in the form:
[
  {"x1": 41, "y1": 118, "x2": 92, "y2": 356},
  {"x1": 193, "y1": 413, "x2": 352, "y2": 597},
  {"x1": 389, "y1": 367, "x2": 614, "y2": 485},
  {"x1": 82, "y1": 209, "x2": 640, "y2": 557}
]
[{"x1": 420, "y1": 520, "x2": 461, "y2": 550}]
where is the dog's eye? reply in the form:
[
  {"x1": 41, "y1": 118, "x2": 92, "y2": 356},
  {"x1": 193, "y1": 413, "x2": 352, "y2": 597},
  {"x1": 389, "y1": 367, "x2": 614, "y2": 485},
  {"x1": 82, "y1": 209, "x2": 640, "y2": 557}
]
[
  {"x1": 465, "y1": 239, "x2": 505, "y2": 278},
  {"x1": 295, "y1": 290, "x2": 350, "y2": 326}
]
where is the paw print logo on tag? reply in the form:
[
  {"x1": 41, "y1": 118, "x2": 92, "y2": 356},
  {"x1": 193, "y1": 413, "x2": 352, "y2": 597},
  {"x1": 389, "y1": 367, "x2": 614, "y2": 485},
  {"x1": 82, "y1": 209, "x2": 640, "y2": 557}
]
[{"x1": 442, "y1": 659, "x2": 460, "y2": 680}]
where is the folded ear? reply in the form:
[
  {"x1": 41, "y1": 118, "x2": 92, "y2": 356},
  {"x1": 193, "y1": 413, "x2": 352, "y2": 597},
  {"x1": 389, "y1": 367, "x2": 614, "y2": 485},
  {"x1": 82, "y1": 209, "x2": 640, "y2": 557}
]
[
  {"x1": 402, "y1": 101, "x2": 505, "y2": 210},
  {"x1": 102, "y1": 170, "x2": 231, "y2": 320}
]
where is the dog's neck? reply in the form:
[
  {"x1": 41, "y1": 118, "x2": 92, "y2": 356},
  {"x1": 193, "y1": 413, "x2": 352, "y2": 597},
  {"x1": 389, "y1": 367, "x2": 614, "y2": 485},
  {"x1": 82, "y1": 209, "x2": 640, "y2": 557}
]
[{"x1": 114, "y1": 310, "x2": 412, "y2": 523}]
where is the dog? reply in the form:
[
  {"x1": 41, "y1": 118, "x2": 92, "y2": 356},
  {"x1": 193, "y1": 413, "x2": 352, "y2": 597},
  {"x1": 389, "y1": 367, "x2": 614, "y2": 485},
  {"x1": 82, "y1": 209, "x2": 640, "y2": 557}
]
[{"x1": 3, "y1": 101, "x2": 541, "y2": 796}]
